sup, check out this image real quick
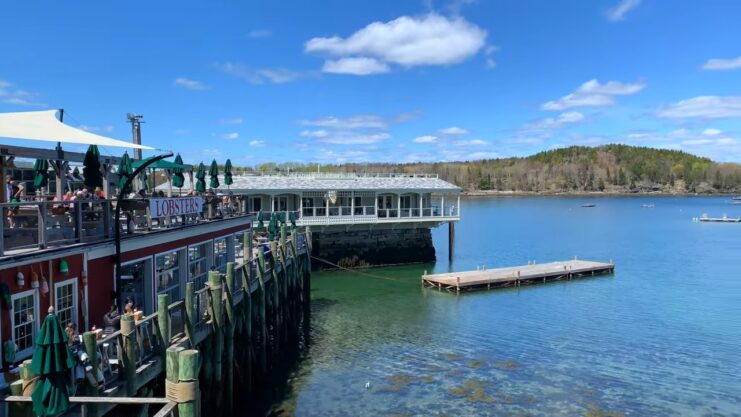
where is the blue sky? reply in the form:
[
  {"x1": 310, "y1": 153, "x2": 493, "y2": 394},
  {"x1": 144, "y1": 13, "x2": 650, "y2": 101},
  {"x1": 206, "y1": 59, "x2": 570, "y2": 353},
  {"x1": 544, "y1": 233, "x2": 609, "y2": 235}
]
[{"x1": 1, "y1": 0, "x2": 741, "y2": 165}]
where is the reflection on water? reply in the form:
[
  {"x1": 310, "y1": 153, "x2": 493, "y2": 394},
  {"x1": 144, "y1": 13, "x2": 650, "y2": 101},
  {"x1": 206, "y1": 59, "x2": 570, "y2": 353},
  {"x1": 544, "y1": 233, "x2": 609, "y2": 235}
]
[{"x1": 270, "y1": 196, "x2": 741, "y2": 417}]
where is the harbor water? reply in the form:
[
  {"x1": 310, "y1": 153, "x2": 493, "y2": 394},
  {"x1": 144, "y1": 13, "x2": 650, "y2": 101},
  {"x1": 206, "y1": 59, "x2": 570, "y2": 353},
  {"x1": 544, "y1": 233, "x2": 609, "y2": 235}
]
[{"x1": 270, "y1": 196, "x2": 741, "y2": 416}]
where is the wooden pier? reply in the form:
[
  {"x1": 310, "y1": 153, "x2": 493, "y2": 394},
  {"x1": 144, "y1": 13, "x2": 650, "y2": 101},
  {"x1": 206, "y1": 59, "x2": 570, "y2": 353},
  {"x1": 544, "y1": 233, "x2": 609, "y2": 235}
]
[{"x1": 422, "y1": 259, "x2": 615, "y2": 292}]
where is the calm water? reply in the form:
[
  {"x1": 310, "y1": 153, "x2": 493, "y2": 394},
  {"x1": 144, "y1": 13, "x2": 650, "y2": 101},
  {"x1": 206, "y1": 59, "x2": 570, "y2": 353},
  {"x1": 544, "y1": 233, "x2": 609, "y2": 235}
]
[{"x1": 272, "y1": 196, "x2": 741, "y2": 417}]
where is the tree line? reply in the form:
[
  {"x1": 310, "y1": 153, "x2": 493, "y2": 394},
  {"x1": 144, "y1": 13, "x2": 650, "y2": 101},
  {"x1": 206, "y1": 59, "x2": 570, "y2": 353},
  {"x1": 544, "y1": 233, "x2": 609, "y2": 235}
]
[{"x1": 243, "y1": 145, "x2": 741, "y2": 193}]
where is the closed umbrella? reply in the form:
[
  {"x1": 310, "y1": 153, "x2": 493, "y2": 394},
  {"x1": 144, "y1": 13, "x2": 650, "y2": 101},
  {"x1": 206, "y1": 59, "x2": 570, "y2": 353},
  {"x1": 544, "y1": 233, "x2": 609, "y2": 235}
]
[
  {"x1": 172, "y1": 154, "x2": 185, "y2": 194},
  {"x1": 195, "y1": 162, "x2": 206, "y2": 193},
  {"x1": 83, "y1": 145, "x2": 103, "y2": 190},
  {"x1": 209, "y1": 159, "x2": 220, "y2": 189},
  {"x1": 224, "y1": 159, "x2": 233, "y2": 189},
  {"x1": 289, "y1": 211, "x2": 297, "y2": 231},
  {"x1": 268, "y1": 213, "x2": 278, "y2": 241},
  {"x1": 33, "y1": 159, "x2": 49, "y2": 190},
  {"x1": 257, "y1": 210, "x2": 264, "y2": 231},
  {"x1": 117, "y1": 152, "x2": 133, "y2": 195},
  {"x1": 31, "y1": 307, "x2": 75, "y2": 417}
]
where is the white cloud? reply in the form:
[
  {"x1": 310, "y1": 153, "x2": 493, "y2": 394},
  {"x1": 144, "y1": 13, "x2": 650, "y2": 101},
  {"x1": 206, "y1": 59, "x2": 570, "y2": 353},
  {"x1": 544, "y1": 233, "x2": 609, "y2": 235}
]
[
  {"x1": 525, "y1": 111, "x2": 586, "y2": 130},
  {"x1": 655, "y1": 96, "x2": 741, "y2": 119},
  {"x1": 439, "y1": 126, "x2": 470, "y2": 135},
  {"x1": 173, "y1": 77, "x2": 208, "y2": 90},
  {"x1": 215, "y1": 62, "x2": 302, "y2": 84},
  {"x1": 79, "y1": 124, "x2": 114, "y2": 133},
  {"x1": 413, "y1": 135, "x2": 438, "y2": 143},
  {"x1": 701, "y1": 57, "x2": 741, "y2": 71},
  {"x1": 314, "y1": 132, "x2": 391, "y2": 145},
  {"x1": 248, "y1": 29, "x2": 272, "y2": 38},
  {"x1": 485, "y1": 58, "x2": 496, "y2": 69},
  {"x1": 314, "y1": 149, "x2": 369, "y2": 162},
  {"x1": 305, "y1": 13, "x2": 487, "y2": 75},
  {"x1": 454, "y1": 139, "x2": 490, "y2": 146},
  {"x1": 220, "y1": 118, "x2": 243, "y2": 125},
  {"x1": 249, "y1": 140, "x2": 266, "y2": 147},
  {"x1": 300, "y1": 129, "x2": 330, "y2": 138},
  {"x1": 300, "y1": 115, "x2": 387, "y2": 129},
  {"x1": 222, "y1": 132, "x2": 239, "y2": 139},
  {"x1": 541, "y1": 79, "x2": 645, "y2": 110},
  {"x1": 621, "y1": 127, "x2": 741, "y2": 161},
  {"x1": 322, "y1": 57, "x2": 390, "y2": 75},
  {"x1": 0, "y1": 80, "x2": 45, "y2": 107},
  {"x1": 606, "y1": 0, "x2": 641, "y2": 22}
]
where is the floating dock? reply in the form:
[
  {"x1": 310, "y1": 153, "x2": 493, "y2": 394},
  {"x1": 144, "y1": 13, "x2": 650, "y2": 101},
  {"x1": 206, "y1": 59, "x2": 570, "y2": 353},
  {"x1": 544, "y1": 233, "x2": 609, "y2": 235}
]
[
  {"x1": 694, "y1": 214, "x2": 741, "y2": 223},
  {"x1": 422, "y1": 259, "x2": 615, "y2": 292}
]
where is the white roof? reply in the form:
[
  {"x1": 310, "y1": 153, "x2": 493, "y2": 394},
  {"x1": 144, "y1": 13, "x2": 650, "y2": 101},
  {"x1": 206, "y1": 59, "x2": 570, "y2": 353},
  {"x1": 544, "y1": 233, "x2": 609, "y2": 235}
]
[
  {"x1": 0, "y1": 110, "x2": 153, "y2": 150},
  {"x1": 159, "y1": 173, "x2": 460, "y2": 193}
]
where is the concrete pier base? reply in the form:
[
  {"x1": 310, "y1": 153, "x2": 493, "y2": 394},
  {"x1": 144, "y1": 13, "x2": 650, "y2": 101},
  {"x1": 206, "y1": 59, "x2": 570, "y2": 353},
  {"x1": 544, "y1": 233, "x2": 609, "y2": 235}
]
[{"x1": 310, "y1": 227, "x2": 435, "y2": 269}]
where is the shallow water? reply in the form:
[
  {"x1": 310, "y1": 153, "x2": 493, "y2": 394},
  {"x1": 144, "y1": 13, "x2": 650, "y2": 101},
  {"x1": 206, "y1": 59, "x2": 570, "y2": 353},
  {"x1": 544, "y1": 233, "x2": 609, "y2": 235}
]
[{"x1": 271, "y1": 196, "x2": 741, "y2": 417}]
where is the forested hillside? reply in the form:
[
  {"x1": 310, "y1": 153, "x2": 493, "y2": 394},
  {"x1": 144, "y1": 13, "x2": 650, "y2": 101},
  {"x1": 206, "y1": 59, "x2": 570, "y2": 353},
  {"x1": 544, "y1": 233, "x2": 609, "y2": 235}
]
[{"x1": 255, "y1": 145, "x2": 741, "y2": 193}]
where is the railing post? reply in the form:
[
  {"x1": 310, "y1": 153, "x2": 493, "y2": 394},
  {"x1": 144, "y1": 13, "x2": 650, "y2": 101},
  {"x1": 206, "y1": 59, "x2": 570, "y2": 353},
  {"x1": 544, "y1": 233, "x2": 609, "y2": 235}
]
[
  {"x1": 185, "y1": 281, "x2": 195, "y2": 347},
  {"x1": 103, "y1": 200, "x2": 111, "y2": 238},
  {"x1": 120, "y1": 314, "x2": 138, "y2": 396},
  {"x1": 145, "y1": 205, "x2": 153, "y2": 231},
  {"x1": 38, "y1": 202, "x2": 48, "y2": 249},
  {"x1": 157, "y1": 294, "x2": 170, "y2": 354},
  {"x1": 0, "y1": 207, "x2": 4, "y2": 256},
  {"x1": 75, "y1": 204, "x2": 83, "y2": 243}
]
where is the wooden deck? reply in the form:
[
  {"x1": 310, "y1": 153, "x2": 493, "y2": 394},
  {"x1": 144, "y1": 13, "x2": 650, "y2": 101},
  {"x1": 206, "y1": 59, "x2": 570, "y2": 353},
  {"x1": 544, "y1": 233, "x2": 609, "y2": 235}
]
[{"x1": 422, "y1": 259, "x2": 615, "y2": 292}]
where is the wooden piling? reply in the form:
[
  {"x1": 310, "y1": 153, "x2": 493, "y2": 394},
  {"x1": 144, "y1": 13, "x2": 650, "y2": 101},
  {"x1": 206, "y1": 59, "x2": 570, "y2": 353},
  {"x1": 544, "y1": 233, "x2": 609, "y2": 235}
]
[
  {"x1": 224, "y1": 262, "x2": 235, "y2": 413},
  {"x1": 177, "y1": 349, "x2": 201, "y2": 417},
  {"x1": 82, "y1": 331, "x2": 101, "y2": 417},
  {"x1": 185, "y1": 281, "x2": 195, "y2": 348},
  {"x1": 256, "y1": 248, "x2": 268, "y2": 374},
  {"x1": 207, "y1": 270, "x2": 224, "y2": 387},
  {"x1": 120, "y1": 314, "x2": 138, "y2": 396},
  {"x1": 157, "y1": 294, "x2": 170, "y2": 355}
]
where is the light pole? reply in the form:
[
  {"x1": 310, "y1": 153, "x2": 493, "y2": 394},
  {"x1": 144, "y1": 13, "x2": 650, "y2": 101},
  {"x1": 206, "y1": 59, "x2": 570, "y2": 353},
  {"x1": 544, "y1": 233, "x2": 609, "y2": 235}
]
[{"x1": 114, "y1": 151, "x2": 173, "y2": 309}]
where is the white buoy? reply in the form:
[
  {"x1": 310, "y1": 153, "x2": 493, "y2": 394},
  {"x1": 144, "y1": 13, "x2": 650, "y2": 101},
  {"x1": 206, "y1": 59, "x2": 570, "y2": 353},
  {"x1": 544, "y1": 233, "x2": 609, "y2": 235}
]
[{"x1": 365, "y1": 381, "x2": 371, "y2": 389}]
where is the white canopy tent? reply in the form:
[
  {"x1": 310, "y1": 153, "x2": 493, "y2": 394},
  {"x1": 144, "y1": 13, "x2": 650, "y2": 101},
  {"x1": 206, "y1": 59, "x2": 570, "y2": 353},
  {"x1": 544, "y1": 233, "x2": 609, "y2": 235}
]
[{"x1": 0, "y1": 109, "x2": 154, "y2": 149}]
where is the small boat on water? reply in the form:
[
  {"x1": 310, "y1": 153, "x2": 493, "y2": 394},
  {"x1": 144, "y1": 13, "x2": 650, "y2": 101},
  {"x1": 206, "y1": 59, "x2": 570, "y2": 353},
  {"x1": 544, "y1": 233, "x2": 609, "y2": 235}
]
[
  {"x1": 581, "y1": 204, "x2": 596, "y2": 208},
  {"x1": 694, "y1": 213, "x2": 741, "y2": 223},
  {"x1": 732, "y1": 196, "x2": 741, "y2": 200},
  {"x1": 641, "y1": 204, "x2": 654, "y2": 208}
]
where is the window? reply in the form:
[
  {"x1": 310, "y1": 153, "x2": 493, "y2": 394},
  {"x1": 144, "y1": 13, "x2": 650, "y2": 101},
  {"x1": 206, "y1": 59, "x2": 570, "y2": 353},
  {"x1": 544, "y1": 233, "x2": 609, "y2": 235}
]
[
  {"x1": 55, "y1": 279, "x2": 78, "y2": 328},
  {"x1": 12, "y1": 290, "x2": 38, "y2": 358},
  {"x1": 188, "y1": 242, "x2": 210, "y2": 289},
  {"x1": 119, "y1": 258, "x2": 152, "y2": 314},
  {"x1": 252, "y1": 197, "x2": 262, "y2": 212},
  {"x1": 214, "y1": 238, "x2": 229, "y2": 273},
  {"x1": 234, "y1": 232, "x2": 245, "y2": 261},
  {"x1": 156, "y1": 250, "x2": 183, "y2": 302},
  {"x1": 276, "y1": 196, "x2": 288, "y2": 212}
]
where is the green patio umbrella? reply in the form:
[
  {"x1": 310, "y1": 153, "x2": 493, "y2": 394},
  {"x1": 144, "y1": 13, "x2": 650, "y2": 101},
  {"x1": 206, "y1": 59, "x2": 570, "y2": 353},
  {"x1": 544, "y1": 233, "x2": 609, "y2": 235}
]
[
  {"x1": 31, "y1": 307, "x2": 75, "y2": 417},
  {"x1": 289, "y1": 211, "x2": 297, "y2": 231},
  {"x1": 117, "y1": 152, "x2": 133, "y2": 195},
  {"x1": 83, "y1": 145, "x2": 103, "y2": 190},
  {"x1": 257, "y1": 210, "x2": 265, "y2": 231},
  {"x1": 171, "y1": 153, "x2": 185, "y2": 192},
  {"x1": 268, "y1": 213, "x2": 279, "y2": 241},
  {"x1": 224, "y1": 159, "x2": 233, "y2": 189},
  {"x1": 33, "y1": 159, "x2": 49, "y2": 189},
  {"x1": 209, "y1": 159, "x2": 220, "y2": 189},
  {"x1": 195, "y1": 162, "x2": 206, "y2": 193}
]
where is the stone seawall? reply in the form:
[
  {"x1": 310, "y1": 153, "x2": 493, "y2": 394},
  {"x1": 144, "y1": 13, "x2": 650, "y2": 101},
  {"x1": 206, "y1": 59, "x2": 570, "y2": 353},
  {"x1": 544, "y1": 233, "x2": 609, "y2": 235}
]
[{"x1": 310, "y1": 227, "x2": 435, "y2": 269}]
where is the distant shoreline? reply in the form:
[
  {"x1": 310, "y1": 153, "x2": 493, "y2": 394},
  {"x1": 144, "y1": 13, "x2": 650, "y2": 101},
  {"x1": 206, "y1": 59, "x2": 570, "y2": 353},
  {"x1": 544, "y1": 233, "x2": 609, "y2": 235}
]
[{"x1": 462, "y1": 190, "x2": 739, "y2": 197}]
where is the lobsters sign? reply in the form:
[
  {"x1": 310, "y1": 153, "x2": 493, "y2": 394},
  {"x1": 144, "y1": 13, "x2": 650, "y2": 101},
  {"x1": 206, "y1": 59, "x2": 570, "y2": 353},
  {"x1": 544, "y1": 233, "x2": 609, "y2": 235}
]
[{"x1": 149, "y1": 196, "x2": 204, "y2": 218}]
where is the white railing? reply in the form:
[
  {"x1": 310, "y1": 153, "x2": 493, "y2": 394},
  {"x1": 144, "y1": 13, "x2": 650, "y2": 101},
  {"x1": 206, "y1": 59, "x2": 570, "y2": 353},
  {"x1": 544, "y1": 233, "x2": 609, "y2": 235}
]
[{"x1": 231, "y1": 171, "x2": 439, "y2": 179}]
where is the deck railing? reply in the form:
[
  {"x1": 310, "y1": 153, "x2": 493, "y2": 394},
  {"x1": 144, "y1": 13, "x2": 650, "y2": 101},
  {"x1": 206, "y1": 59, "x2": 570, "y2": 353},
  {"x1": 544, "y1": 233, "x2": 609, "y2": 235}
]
[{"x1": 0, "y1": 196, "x2": 253, "y2": 257}]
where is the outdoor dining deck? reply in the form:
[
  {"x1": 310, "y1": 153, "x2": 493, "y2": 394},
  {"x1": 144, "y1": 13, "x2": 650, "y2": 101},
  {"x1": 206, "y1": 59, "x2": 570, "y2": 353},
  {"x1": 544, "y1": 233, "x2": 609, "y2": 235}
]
[{"x1": 0, "y1": 195, "x2": 253, "y2": 258}]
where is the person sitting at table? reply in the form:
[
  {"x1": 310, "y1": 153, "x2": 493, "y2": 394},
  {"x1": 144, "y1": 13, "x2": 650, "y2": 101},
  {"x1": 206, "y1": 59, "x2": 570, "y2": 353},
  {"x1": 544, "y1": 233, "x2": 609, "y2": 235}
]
[
  {"x1": 94, "y1": 187, "x2": 105, "y2": 199},
  {"x1": 134, "y1": 189, "x2": 147, "y2": 199},
  {"x1": 6, "y1": 181, "x2": 24, "y2": 228}
]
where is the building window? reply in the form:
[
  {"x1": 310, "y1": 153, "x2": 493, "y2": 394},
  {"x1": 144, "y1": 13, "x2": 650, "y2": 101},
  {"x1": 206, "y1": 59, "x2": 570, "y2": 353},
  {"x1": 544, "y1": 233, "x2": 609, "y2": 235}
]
[
  {"x1": 189, "y1": 242, "x2": 210, "y2": 289},
  {"x1": 55, "y1": 279, "x2": 78, "y2": 328},
  {"x1": 12, "y1": 290, "x2": 38, "y2": 358},
  {"x1": 234, "y1": 232, "x2": 245, "y2": 262},
  {"x1": 214, "y1": 238, "x2": 229, "y2": 273},
  {"x1": 119, "y1": 258, "x2": 152, "y2": 314},
  {"x1": 252, "y1": 197, "x2": 262, "y2": 212},
  {"x1": 156, "y1": 250, "x2": 183, "y2": 302}
]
